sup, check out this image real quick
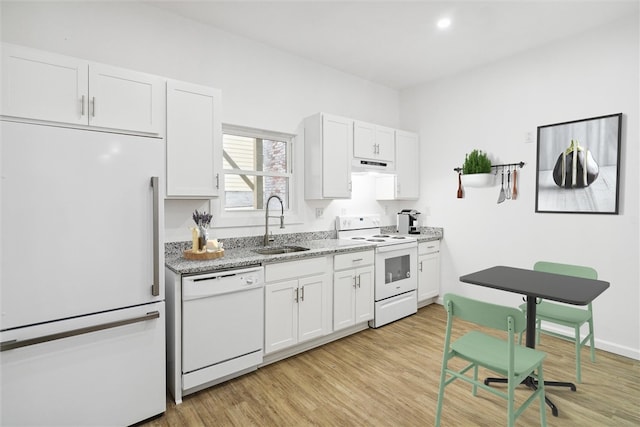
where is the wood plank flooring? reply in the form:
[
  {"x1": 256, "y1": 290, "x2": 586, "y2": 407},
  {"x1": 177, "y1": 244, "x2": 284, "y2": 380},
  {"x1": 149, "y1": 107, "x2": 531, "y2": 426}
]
[{"x1": 140, "y1": 304, "x2": 640, "y2": 426}]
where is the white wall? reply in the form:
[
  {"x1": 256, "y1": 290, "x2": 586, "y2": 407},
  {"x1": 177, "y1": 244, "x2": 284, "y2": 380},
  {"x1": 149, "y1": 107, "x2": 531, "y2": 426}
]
[
  {"x1": 400, "y1": 15, "x2": 639, "y2": 359},
  {"x1": 0, "y1": 1, "x2": 408, "y2": 241}
]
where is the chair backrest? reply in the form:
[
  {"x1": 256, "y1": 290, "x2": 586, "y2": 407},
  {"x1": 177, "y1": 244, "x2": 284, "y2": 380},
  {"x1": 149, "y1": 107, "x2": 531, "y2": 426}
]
[
  {"x1": 444, "y1": 293, "x2": 527, "y2": 334},
  {"x1": 533, "y1": 261, "x2": 597, "y2": 280}
]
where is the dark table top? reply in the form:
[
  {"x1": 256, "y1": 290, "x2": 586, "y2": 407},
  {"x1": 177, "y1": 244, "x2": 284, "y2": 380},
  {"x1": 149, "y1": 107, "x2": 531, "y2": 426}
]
[{"x1": 460, "y1": 265, "x2": 610, "y2": 305}]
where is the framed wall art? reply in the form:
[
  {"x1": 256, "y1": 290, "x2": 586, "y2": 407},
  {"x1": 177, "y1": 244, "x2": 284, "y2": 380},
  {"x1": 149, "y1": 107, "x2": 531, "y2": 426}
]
[{"x1": 535, "y1": 113, "x2": 622, "y2": 214}]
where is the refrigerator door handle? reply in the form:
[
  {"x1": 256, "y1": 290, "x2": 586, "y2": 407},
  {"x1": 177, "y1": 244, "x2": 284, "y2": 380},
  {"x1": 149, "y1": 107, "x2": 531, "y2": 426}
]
[
  {"x1": 151, "y1": 176, "x2": 160, "y2": 297},
  {"x1": 0, "y1": 311, "x2": 160, "y2": 352}
]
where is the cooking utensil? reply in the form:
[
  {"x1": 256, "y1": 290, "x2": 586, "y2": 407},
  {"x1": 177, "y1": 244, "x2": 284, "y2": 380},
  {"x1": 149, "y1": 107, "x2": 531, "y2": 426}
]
[
  {"x1": 497, "y1": 168, "x2": 506, "y2": 204},
  {"x1": 457, "y1": 171, "x2": 463, "y2": 198},
  {"x1": 506, "y1": 169, "x2": 511, "y2": 199},
  {"x1": 512, "y1": 167, "x2": 518, "y2": 199}
]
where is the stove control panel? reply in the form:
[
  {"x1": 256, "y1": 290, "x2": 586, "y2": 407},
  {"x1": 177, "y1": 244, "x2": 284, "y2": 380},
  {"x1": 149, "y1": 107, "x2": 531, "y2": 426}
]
[{"x1": 336, "y1": 215, "x2": 381, "y2": 231}]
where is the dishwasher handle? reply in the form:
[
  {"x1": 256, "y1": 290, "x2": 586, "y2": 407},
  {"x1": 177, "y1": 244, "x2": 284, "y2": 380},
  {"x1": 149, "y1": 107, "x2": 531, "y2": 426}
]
[{"x1": 182, "y1": 281, "x2": 263, "y2": 301}]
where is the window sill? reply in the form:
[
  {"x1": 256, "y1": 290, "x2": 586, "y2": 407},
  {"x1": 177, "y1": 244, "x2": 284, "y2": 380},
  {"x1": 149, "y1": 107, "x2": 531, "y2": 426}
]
[{"x1": 208, "y1": 200, "x2": 304, "y2": 229}]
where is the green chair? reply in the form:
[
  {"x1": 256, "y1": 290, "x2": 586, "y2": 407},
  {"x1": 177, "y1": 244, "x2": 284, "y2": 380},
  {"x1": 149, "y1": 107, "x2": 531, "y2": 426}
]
[
  {"x1": 435, "y1": 293, "x2": 547, "y2": 427},
  {"x1": 519, "y1": 261, "x2": 598, "y2": 383}
]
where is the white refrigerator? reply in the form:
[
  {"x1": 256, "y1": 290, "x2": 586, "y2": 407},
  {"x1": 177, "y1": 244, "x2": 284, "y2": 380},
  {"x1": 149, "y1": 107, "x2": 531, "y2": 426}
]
[{"x1": 0, "y1": 120, "x2": 166, "y2": 426}]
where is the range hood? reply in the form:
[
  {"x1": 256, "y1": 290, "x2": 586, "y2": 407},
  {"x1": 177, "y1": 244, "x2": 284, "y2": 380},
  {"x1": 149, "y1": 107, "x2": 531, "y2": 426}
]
[{"x1": 351, "y1": 157, "x2": 394, "y2": 173}]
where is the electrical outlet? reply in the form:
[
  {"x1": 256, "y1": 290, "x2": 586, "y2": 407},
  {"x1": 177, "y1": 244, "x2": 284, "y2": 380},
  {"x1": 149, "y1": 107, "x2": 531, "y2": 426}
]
[
  {"x1": 525, "y1": 132, "x2": 534, "y2": 144},
  {"x1": 315, "y1": 208, "x2": 324, "y2": 218}
]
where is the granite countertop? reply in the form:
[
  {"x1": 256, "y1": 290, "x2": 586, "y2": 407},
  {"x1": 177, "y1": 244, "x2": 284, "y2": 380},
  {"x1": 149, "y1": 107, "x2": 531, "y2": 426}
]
[
  {"x1": 393, "y1": 230, "x2": 443, "y2": 243},
  {"x1": 165, "y1": 227, "x2": 443, "y2": 275},
  {"x1": 165, "y1": 239, "x2": 377, "y2": 275}
]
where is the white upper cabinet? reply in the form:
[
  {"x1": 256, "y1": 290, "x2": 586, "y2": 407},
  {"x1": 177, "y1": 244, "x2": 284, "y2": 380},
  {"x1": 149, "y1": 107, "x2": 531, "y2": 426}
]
[
  {"x1": 304, "y1": 113, "x2": 352, "y2": 199},
  {"x1": 1, "y1": 43, "x2": 164, "y2": 135},
  {"x1": 166, "y1": 80, "x2": 221, "y2": 198},
  {"x1": 353, "y1": 121, "x2": 395, "y2": 163},
  {"x1": 376, "y1": 130, "x2": 420, "y2": 200},
  {"x1": 2, "y1": 44, "x2": 88, "y2": 126},
  {"x1": 395, "y1": 130, "x2": 420, "y2": 199},
  {"x1": 87, "y1": 63, "x2": 164, "y2": 134}
]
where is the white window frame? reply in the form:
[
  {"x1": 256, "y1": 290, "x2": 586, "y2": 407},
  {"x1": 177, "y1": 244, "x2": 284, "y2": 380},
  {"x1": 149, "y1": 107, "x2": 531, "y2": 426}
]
[{"x1": 209, "y1": 123, "x2": 303, "y2": 229}]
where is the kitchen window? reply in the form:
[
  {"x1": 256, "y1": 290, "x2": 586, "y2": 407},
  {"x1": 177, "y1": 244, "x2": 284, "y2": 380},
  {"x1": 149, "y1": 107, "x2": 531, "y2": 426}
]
[
  {"x1": 210, "y1": 124, "x2": 301, "y2": 228},
  {"x1": 222, "y1": 125, "x2": 292, "y2": 211}
]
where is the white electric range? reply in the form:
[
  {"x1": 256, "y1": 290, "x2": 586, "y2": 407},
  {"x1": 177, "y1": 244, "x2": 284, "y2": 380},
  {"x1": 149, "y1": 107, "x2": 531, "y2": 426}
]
[{"x1": 336, "y1": 215, "x2": 418, "y2": 327}]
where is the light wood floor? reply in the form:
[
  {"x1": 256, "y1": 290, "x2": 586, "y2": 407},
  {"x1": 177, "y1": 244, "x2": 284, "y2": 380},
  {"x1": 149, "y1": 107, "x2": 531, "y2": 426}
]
[{"x1": 141, "y1": 304, "x2": 640, "y2": 426}]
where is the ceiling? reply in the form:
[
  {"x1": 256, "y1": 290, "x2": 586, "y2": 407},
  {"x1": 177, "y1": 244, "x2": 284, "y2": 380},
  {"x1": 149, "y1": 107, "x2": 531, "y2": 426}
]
[{"x1": 148, "y1": 0, "x2": 639, "y2": 90}]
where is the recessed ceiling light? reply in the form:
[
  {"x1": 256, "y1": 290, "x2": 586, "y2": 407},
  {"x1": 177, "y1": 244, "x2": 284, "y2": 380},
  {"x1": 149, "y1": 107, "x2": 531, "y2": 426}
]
[{"x1": 437, "y1": 18, "x2": 451, "y2": 29}]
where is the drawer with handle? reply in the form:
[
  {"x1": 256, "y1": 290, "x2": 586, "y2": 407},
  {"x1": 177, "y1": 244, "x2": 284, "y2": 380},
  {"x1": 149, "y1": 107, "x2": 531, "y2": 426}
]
[
  {"x1": 334, "y1": 250, "x2": 374, "y2": 270},
  {"x1": 419, "y1": 240, "x2": 440, "y2": 255}
]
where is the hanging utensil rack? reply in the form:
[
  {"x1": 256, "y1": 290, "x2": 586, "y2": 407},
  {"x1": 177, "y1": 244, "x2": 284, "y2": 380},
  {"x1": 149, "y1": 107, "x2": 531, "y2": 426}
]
[{"x1": 453, "y1": 161, "x2": 525, "y2": 173}]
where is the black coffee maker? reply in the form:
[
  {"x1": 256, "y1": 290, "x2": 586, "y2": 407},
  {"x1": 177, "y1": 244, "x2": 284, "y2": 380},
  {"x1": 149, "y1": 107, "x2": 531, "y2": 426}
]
[{"x1": 397, "y1": 209, "x2": 421, "y2": 234}]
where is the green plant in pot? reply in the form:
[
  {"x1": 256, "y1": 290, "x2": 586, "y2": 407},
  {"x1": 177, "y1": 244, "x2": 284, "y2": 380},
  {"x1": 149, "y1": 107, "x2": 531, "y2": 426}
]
[
  {"x1": 462, "y1": 149, "x2": 492, "y2": 174},
  {"x1": 461, "y1": 149, "x2": 494, "y2": 187}
]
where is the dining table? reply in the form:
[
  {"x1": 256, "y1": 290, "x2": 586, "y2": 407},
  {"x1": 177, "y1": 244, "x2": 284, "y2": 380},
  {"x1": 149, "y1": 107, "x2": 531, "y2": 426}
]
[{"x1": 459, "y1": 265, "x2": 610, "y2": 417}]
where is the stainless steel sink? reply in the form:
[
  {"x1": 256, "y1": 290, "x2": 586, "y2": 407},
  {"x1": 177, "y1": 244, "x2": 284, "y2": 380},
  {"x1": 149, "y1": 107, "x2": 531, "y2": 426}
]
[{"x1": 253, "y1": 245, "x2": 310, "y2": 255}]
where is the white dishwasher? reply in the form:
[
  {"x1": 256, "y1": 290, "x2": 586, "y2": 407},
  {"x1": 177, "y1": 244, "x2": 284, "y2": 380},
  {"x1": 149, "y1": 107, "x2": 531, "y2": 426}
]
[{"x1": 181, "y1": 265, "x2": 264, "y2": 394}]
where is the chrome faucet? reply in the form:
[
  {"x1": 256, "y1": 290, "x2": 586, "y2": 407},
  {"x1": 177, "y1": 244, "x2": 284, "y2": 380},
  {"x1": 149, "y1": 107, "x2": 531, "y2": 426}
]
[{"x1": 264, "y1": 195, "x2": 285, "y2": 246}]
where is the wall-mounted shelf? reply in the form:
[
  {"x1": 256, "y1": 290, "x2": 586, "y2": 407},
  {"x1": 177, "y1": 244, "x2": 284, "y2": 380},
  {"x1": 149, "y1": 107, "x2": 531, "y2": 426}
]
[
  {"x1": 454, "y1": 162, "x2": 525, "y2": 200},
  {"x1": 453, "y1": 161, "x2": 525, "y2": 173}
]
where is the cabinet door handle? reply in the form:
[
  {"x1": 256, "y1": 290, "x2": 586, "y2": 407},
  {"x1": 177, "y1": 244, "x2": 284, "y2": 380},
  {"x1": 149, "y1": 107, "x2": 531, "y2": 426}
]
[
  {"x1": 91, "y1": 97, "x2": 96, "y2": 117},
  {"x1": 419, "y1": 261, "x2": 423, "y2": 272},
  {"x1": 80, "y1": 95, "x2": 85, "y2": 116},
  {"x1": 356, "y1": 275, "x2": 361, "y2": 288},
  {"x1": 294, "y1": 288, "x2": 299, "y2": 303},
  {"x1": 353, "y1": 276, "x2": 357, "y2": 288},
  {"x1": 215, "y1": 173, "x2": 220, "y2": 189},
  {"x1": 300, "y1": 286, "x2": 305, "y2": 302}
]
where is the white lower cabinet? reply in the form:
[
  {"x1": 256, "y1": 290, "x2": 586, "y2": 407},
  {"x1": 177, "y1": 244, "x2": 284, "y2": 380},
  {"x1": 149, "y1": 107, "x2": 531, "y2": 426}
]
[
  {"x1": 418, "y1": 241, "x2": 440, "y2": 305},
  {"x1": 333, "y1": 250, "x2": 375, "y2": 331},
  {"x1": 264, "y1": 257, "x2": 332, "y2": 354}
]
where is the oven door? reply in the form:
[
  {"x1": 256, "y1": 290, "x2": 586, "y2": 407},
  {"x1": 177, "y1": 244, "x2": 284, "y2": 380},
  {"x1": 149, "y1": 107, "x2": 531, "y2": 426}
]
[{"x1": 375, "y1": 243, "x2": 418, "y2": 300}]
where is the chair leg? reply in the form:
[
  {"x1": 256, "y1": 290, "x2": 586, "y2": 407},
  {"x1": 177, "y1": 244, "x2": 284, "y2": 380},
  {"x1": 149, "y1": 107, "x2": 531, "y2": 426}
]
[
  {"x1": 535, "y1": 318, "x2": 541, "y2": 345},
  {"x1": 507, "y1": 377, "x2": 516, "y2": 427},
  {"x1": 472, "y1": 365, "x2": 478, "y2": 396},
  {"x1": 575, "y1": 326, "x2": 582, "y2": 383},
  {"x1": 588, "y1": 318, "x2": 596, "y2": 362},
  {"x1": 435, "y1": 357, "x2": 449, "y2": 426},
  {"x1": 537, "y1": 366, "x2": 547, "y2": 427}
]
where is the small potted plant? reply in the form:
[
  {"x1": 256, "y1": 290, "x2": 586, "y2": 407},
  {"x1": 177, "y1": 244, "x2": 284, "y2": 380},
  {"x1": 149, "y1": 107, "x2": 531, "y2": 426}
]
[{"x1": 461, "y1": 149, "x2": 494, "y2": 187}]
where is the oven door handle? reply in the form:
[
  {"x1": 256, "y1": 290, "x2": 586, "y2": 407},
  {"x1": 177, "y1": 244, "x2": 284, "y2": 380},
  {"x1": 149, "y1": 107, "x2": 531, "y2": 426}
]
[{"x1": 375, "y1": 243, "x2": 416, "y2": 253}]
